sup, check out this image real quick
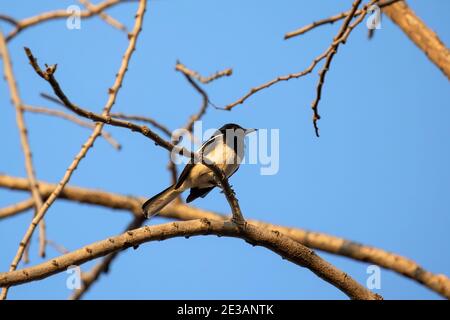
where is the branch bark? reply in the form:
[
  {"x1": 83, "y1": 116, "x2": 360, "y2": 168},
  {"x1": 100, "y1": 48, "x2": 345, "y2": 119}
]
[{"x1": 1, "y1": 174, "x2": 449, "y2": 299}]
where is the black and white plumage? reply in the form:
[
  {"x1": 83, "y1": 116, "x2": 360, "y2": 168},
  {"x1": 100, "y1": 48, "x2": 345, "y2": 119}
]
[{"x1": 142, "y1": 123, "x2": 256, "y2": 218}]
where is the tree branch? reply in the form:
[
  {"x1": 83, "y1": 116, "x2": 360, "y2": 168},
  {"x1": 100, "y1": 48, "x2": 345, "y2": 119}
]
[
  {"x1": 24, "y1": 47, "x2": 246, "y2": 225},
  {"x1": 1, "y1": 173, "x2": 449, "y2": 299},
  {"x1": 5, "y1": 0, "x2": 136, "y2": 42},
  {"x1": 175, "y1": 62, "x2": 232, "y2": 84},
  {"x1": 78, "y1": 0, "x2": 128, "y2": 33},
  {"x1": 0, "y1": 0, "x2": 147, "y2": 300},
  {"x1": 0, "y1": 198, "x2": 34, "y2": 219},
  {"x1": 284, "y1": 0, "x2": 401, "y2": 40},
  {"x1": 382, "y1": 0, "x2": 450, "y2": 80},
  {"x1": 0, "y1": 31, "x2": 47, "y2": 258},
  {"x1": 0, "y1": 219, "x2": 382, "y2": 300}
]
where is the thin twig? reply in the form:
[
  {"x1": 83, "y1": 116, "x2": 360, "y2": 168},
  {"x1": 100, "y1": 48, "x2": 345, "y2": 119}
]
[
  {"x1": 0, "y1": 0, "x2": 147, "y2": 300},
  {"x1": 25, "y1": 47, "x2": 245, "y2": 225},
  {"x1": 78, "y1": 0, "x2": 128, "y2": 32},
  {"x1": 6, "y1": 0, "x2": 136, "y2": 42},
  {"x1": 310, "y1": 0, "x2": 366, "y2": 137},
  {"x1": 110, "y1": 113, "x2": 173, "y2": 137},
  {"x1": 2, "y1": 173, "x2": 449, "y2": 299},
  {"x1": 221, "y1": 52, "x2": 328, "y2": 111},
  {"x1": 382, "y1": 0, "x2": 450, "y2": 80},
  {"x1": 175, "y1": 61, "x2": 232, "y2": 84},
  {"x1": 22, "y1": 105, "x2": 121, "y2": 150},
  {"x1": 40, "y1": 92, "x2": 171, "y2": 138},
  {"x1": 176, "y1": 61, "x2": 210, "y2": 134},
  {"x1": 284, "y1": 0, "x2": 401, "y2": 40},
  {"x1": 0, "y1": 31, "x2": 47, "y2": 258},
  {"x1": 0, "y1": 14, "x2": 19, "y2": 26}
]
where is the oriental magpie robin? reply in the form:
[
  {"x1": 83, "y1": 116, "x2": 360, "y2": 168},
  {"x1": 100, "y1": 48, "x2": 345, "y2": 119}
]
[{"x1": 142, "y1": 123, "x2": 256, "y2": 218}]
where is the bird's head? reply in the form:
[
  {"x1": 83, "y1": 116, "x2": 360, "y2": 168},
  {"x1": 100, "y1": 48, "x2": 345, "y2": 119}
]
[{"x1": 218, "y1": 123, "x2": 257, "y2": 136}]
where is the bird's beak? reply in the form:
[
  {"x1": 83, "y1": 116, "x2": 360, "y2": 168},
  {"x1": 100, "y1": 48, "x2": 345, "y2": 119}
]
[{"x1": 245, "y1": 128, "x2": 257, "y2": 135}]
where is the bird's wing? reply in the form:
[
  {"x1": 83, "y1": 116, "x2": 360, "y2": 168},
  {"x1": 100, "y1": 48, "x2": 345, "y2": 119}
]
[
  {"x1": 186, "y1": 186, "x2": 215, "y2": 203},
  {"x1": 174, "y1": 132, "x2": 224, "y2": 189},
  {"x1": 175, "y1": 163, "x2": 194, "y2": 189}
]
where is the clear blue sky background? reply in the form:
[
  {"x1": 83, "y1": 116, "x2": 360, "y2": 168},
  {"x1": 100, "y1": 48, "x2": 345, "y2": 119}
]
[{"x1": 0, "y1": 1, "x2": 449, "y2": 300}]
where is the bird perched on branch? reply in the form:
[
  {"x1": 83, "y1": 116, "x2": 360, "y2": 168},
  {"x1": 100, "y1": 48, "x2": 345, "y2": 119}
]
[{"x1": 142, "y1": 123, "x2": 257, "y2": 218}]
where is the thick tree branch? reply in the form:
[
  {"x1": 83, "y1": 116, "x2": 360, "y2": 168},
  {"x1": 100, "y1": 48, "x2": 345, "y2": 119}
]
[
  {"x1": 382, "y1": 0, "x2": 450, "y2": 80},
  {"x1": 0, "y1": 219, "x2": 382, "y2": 300},
  {"x1": 1, "y1": 174, "x2": 449, "y2": 299}
]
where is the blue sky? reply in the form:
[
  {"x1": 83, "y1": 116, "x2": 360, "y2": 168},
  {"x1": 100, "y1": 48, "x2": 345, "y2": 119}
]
[{"x1": 0, "y1": 0, "x2": 449, "y2": 299}]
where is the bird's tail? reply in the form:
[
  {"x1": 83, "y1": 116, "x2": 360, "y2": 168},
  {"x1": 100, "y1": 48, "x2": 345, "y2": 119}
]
[{"x1": 142, "y1": 184, "x2": 182, "y2": 218}]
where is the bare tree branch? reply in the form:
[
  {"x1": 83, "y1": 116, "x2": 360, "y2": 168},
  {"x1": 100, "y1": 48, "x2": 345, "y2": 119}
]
[
  {"x1": 284, "y1": 0, "x2": 450, "y2": 80},
  {"x1": 175, "y1": 61, "x2": 232, "y2": 84},
  {"x1": 109, "y1": 113, "x2": 173, "y2": 137},
  {"x1": 5, "y1": 0, "x2": 136, "y2": 42},
  {"x1": 1, "y1": 173, "x2": 449, "y2": 299},
  {"x1": 78, "y1": 0, "x2": 128, "y2": 33},
  {"x1": 0, "y1": 31, "x2": 47, "y2": 258},
  {"x1": 0, "y1": 198, "x2": 34, "y2": 219},
  {"x1": 310, "y1": 0, "x2": 373, "y2": 136},
  {"x1": 0, "y1": 0, "x2": 148, "y2": 300},
  {"x1": 0, "y1": 219, "x2": 382, "y2": 300},
  {"x1": 382, "y1": 0, "x2": 450, "y2": 80},
  {"x1": 284, "y1": 0, "x2": 401, "y2": 40},
  {"x1": 176, "y1": 61, "x2": 210, "y2": 134},
  {"x1": 69, "y1": 215, "x2": 145, "y2": 300}
]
